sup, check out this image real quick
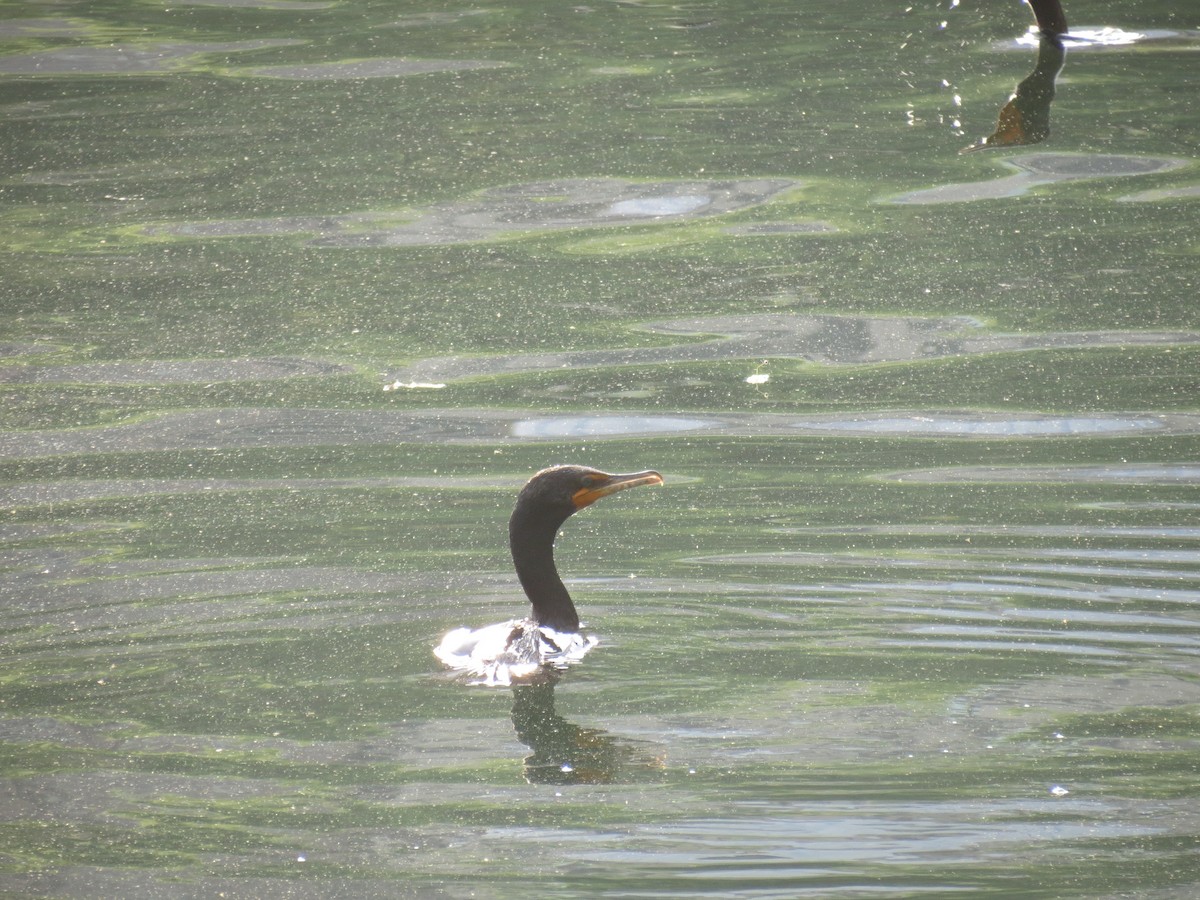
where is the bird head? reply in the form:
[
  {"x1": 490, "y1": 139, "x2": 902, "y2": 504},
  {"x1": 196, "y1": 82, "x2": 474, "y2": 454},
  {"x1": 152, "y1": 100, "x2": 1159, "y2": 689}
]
[{"x1": 516, "y1": 465, "x2": 664, "y2": 526}]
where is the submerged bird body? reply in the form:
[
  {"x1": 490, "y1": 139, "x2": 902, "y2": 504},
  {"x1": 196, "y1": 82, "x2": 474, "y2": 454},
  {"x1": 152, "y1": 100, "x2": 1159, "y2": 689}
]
[
  {"x1": 434, "y1": 620, "x2": 598, "y2": 687},
  {"x1": 434, "y1": 465, "x2": 662, "y2": 685}
]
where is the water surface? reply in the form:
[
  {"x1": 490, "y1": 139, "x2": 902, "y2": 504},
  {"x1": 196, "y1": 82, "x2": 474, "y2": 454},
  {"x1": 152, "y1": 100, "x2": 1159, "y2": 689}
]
[{"x1": 1, "y1": 0, "x2": 1198, "y2": 896}]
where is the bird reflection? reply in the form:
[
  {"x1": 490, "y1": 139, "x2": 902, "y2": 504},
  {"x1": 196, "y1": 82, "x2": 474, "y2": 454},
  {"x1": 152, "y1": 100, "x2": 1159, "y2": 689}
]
[
  {"x1": 962, "y1": 33, "x2": 1065, "y2": 153},
  {"x1": 1027, "y1": 0, "x2": 1068, "y2": 39},
  {"x1": 961, "y1": 0, "x2": 1068, "y2": 153},
  {"x1": 509, "y1": 679, "x2": 664, "y2": 785}
]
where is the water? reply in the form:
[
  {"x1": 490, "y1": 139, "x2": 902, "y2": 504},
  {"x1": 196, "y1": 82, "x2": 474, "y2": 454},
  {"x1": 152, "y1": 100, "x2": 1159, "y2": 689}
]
[{"x1": 2, "y1": 0, "x2": 1199, "y2": 896}]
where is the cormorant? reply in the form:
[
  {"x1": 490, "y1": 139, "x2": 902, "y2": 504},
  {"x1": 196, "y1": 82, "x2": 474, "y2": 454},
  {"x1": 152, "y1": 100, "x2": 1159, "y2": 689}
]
[{"x1": 435, "y1": 465, "x2": 663, "y2": 685}]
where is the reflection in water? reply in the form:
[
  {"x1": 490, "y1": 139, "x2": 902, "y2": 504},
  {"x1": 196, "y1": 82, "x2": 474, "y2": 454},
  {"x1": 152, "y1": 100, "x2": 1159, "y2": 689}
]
[
  {"x1": 510, "y1": 681, "x2": 663, "y2": 785},
  {"x1": 394, "y1": 312, "x2": 1200, "y2": 384},
  {"x1": 883, "y1": 462, "x2": 1200, "y2": 485},
  {"x1": 144, "y1": 178, "x2": 795, "y2": 246},
  {"x1": 7, "y1": 408, "x2": 1198, "y2": 460},
  {"x1": 891, "y1": 152, "x2": 1186, "y2": 204},
  {"x1": 1013, "y1": 27, "x2": 1190, "y2": 50},
  {"x1": 0, "y1": 19, "x2": 90, "y2": 37},
  {"x1": 0, "y1": 40, "x2": 300, "y2": 75},
  {"x1": 0, "y1": 357, "x2": 349, "y2": 385},
  {"x1": 1027, "y1": 0, "x2": 1068, "y2": 38},
  {"x1": 799, "y1": 413, "x2": 1160, "y2": 437},
  {"x1": 963, "y1": 35, "x2": 1065, "y2": 153},
  {"x1": 1119, "y1": 184, "x2": 1200, "y2": 203},
  {"x1": 512, "y1": 415, "x2": 715, "y2": 438},
  {"x1": 246, "y1": 58, "x2": 507, "y2": 81},
  {"x1": 179, "y1": 0, "x2": 334, "y2": 7},
  {"x1": 607, "y1": 195, "x2": 709, "y2": 217}
]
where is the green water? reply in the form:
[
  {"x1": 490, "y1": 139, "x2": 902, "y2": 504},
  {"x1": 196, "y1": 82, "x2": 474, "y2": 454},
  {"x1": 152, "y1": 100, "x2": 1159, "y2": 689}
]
[{"x1": 2, "y1": 0, "x2": 1198, "y2": 895}]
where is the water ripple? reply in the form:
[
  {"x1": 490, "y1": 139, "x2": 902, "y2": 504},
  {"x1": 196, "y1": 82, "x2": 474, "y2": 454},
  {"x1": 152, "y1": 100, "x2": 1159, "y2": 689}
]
[{"x1": 5, "y1": 409, "x2": 1200, "y2": 459}]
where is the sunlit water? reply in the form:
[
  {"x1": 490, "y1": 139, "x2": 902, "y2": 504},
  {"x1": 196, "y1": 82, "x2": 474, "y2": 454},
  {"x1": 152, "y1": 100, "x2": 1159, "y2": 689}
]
[{"x1": 2, "y1": 0, "x2": 1199, "y2": 896}]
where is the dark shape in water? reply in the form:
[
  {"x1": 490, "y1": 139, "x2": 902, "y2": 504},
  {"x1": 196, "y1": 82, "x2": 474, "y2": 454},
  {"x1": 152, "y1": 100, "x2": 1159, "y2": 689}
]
[
  {"x1": 510, "y1": 681, "x2": 664, "y2": 785},
  {"x1": 960, "y1": 0, "x2": 1066, "y2": 152},
  {"x1": 434, "y1": 466, "x2": 663, "y2": 685},
  {"x1": 963, "y1": 34, "x2": 1065, "y2": 153},
  {"x1": 1027, "y1": 0, "x2": 1068, "y2": 38}
]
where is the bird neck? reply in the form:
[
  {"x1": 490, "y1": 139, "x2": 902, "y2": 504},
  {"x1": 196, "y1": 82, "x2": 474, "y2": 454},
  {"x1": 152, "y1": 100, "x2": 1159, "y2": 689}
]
[{"x1": 509, "y1": 509, "x2": 581, "y2": 632}]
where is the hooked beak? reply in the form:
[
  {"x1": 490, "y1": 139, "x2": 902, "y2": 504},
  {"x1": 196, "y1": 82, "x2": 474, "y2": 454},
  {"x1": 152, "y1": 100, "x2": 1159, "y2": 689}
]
[{"x1": 572, "y1": 470, "x2": 663, "y2": 510}]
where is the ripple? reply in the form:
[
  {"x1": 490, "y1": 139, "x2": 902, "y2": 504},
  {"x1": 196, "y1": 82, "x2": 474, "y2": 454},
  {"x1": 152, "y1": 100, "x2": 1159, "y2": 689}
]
[
  {"x1": 1009, "y1": 26, "x2": 1200, "y2": 49},
  {"x1": 246, "y1": 58, "x2": 506, "y2": 80},
  {"x1": 0, "y1": 551, "x2": 510, "y2": 649},
  {"x1": 1118, "y1": 184, "x2": 1200, "y2": 203},
  {"x1": 890, "y1": 153, "x2": 1188, "y2": 205},
  {"x1": 0, "y1": 409, "x2": 507, "y2": 458},
  {"x1": 512, "y1": 415, "x2": 716, "y2": 438},
  {"x1": 0, "y1": 40, "x2": 301, "y2": 75},
  {"x1": 176, "y1": 0, "x2": 333, "y2": 7},
  {"x1": 688, "y1": 548, "x2": 1200, "y2": 587},
  {"x1": 536, "y1": 801, "x2": 1153, "y2": 873},
  {"x1": 147, "y1": 178, "x2": 796, "y2": 246},
  {"x1": 676, "y1": 541, "x2": 1200, "y2": 667},
  {"x1": 389, "y1": 312, "x2": 1200, "y2": 384},
  {"x1": 799, "y1": 414, "x2": 1161, "y2": 437},
  {"x1": 0, "y1": 18, "x2": 90, "y2": 37},
  {"x1": 770, "y1": 524, "x2": 1200, "y2": 541},
  {"x1": 385, "y1": 10, "x2": 491, "y2": 28},
  {"x1": 723, "y1": 221, "x2": 838, "y2": 235},
  {"x1": 884, "y1": 464, "x2": 1200, "y2": 484},
  {"x1": 889, "y1": 637, "x2": 1126, "y2": 658},
  {"x1": 607, "y1": 195, "x2": 710, "y2": 216},
  {"x1": 0, "y1": 342, "x2": 58, "y2": 359},
  {"x1": 5, "y1": 410, "x2": 1200, "y2": 459},
  {"x1": 0, "y1": 475, "x2": 517, "y2": 508},
  {"x1": 0, "y1": 357, "x2": 350, "y2": 385}
]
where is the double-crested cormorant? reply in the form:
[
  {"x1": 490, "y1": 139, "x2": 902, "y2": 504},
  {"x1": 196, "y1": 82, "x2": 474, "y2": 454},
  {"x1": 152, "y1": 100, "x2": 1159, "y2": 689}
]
[
  {"x1": 962, "y1": 1, "x2": 1068, "y2": 152},
  {"x1": 1027, "y1": 0, "x2": 1068, "y2": 38},
  {"x1": 435, "y1": 465, "x2": 663, "y2": 685}
]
